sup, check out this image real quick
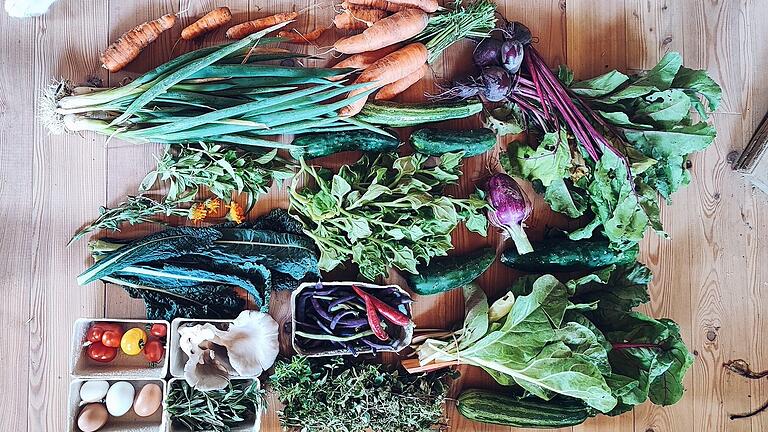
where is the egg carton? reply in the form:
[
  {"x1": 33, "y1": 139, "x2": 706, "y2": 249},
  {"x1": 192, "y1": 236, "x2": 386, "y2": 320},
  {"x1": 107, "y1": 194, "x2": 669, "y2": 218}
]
[
  {"x1": 70, "y1": 318, "x2": 170, "y2": 379},
  {"x1": 165, "y1": 378, "x2": 262, "y2": 432},
  {"x1": 290, "y1": 281, "x2": 414, "y2": 357},
  {"x1": 67, "y1": 378, "x2": 167, "y2": 432},
  {"x1": 169, "y1": 318, "x2": 259, "y2": 379}
]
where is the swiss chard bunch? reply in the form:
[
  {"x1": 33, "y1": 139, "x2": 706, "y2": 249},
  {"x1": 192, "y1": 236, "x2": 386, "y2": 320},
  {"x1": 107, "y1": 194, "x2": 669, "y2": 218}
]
[
  {"x1": 501, "y1": 52, "x2": 721, "y2": 249},
  {"x1": 289, "y1": 152, "x2": 489, "y2": 281},
  {"x1": 411, "y1": 263, "x2": 693, "y2": 415}
]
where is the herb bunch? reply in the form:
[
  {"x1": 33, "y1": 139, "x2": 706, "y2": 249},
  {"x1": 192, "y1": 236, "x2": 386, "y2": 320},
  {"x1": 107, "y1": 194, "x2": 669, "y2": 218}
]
[
  {"x1": 166, "y1": 379, "x2": 265, "y2": 432},
  {"x1": 270, "y1": 356, "x2": 456, "y2": 432},
  {"x1": 289, "y1": 152, "x2": 488, "y2": 281}
]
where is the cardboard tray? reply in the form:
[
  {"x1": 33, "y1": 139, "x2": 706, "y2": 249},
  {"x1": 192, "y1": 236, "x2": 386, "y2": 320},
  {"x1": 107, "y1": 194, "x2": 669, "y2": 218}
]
[
  {"x1": 70, "y1": 318, "x2": 170, "y2": 379},
  {"x1": 67, "y1": 378, "x2": 167, "y2": 432},
  {"x1": 165, "y1": 378, "x2": 261, "y2": 432},
  {"x1": 290, "y1": 281, "x2": 414, "y2": 357}
]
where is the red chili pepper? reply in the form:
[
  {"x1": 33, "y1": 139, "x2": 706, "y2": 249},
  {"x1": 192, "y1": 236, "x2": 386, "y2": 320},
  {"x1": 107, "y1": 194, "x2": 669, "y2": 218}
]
[
  {"x1": 362, "y1": 295, "x2": 389, "y2": 341},
  {"x1": 353, "y1": 285, "x2": 412, "y2": 327}
]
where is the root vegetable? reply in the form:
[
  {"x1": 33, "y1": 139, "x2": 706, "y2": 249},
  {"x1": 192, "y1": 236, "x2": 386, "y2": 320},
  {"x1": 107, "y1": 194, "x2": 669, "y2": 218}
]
[
  {"x1": 333, "y1": 8, "x2": 388, "y2": 30},
  {"x1": 375, "y1": 63, "x2": 428, "y2": 100},
  {"x1": 332, "y1": 44, "x2": 401, "y2": 70},
  {"x1": 340, "y1": 42, "x2": 428, "y2": 116},
  {"x1": 346, "y1": 0, "x2": 438, "y2": 13},
  {"x1": 181, "y1": 7, "x2": 232, "y2": 40},
  {"x1": 100, "y1": 13, "x2": 177, "y2": 72},
  {"x1": 334, "y1": 9, "x2": 428, "y2": 54},
  {"x1": 226, "y1": 12, "x2": 298, "y2": 39},
  {"x1": 278, "y1": 26, "x2": 328, "y2": 43}
]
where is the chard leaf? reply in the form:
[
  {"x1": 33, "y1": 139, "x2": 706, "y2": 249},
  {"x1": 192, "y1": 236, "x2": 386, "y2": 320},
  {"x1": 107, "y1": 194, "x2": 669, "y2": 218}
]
[
  {"x1": 623, "y1": 122, "x2": 716, "y2": 160},
  {"x1": 597, "y1": 110, "x2": 654, "y2": 130},
  {"x1": 503, "y1": 129, "x2": 572, "y2": 187},
  {"x1": 570, "y1": 70, "x2": 629, "y2": 97},
  {"x1": 459, "y1": 284, "x2": 490, "y2": 349},
  {"x1": 635, "y1": 89, "x2": 692, "y2": 128},
  {"x1": 542, "y1": 178, "x2": 588, "y2": 218},
  {"x1": 599, "y1": 85, "x2": 658, "y2": 104},
  {"x1": 672, "y1": 66, "x2": 722, "y2": 115},
  {"x1": 486, "y1": 103, "x2": 527, "y2": 136},
  {"x1": 557, "y1": 321, "x2": 612, "y2": 375},
  {"x1": 78, "y1": 227, "x2": 221, "y2": 285}
]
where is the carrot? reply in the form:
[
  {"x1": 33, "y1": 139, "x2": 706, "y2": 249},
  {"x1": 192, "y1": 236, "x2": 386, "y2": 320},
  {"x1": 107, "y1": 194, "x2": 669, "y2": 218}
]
[
  {"x1": 225, "y1": 12, "x2": 298, "y2": 39},
  {"x1": 333, "y1": 8, "x2": 388, "y2": 30},
  {"x1": 375, "y1": 63, "x2": 427, "y2": 100},
  {"x1": 100, "y1": 13, "x2": 177, "y2": 72},
  {"x1": 339, "y1": 42, "x2": 428, "y2": 116},
  {"x1": 344, "y1": 0, "x2": 410, "y2": 13},
  {"x1": 181, "y1": 7, "x2": 232, "y2": 40},
  {"x1": 278, "y1": 26, "x2": 328, "y2": 44},
  {"x1": 332, "y1": 44, "x2": 401, "y2": 69},
  {"x1": 334, "y1": 9, "x2": 428, "y2": 54}
]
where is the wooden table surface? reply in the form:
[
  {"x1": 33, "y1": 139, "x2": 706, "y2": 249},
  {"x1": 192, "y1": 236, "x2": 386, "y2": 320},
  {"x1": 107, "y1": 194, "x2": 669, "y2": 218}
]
[{"x1": 1, "y1": 0, "x2": 767, "y2": 431}]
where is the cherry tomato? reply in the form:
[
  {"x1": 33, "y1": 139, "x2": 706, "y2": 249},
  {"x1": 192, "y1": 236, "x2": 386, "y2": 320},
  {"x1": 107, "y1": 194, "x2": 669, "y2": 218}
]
[
  {"x1": 120, "y1": 327, "x2": 147, "y2": 356},
  {"x1": 101, "y1": 330, "x2": 122, "y2": 348},
  {"x1": 85, "y1": 326, "x2": 104, "y2": 343},
  {"x1": 87, "y1": 342, "x2": 118, "y2": 363},
  {"x1": 143, "y1": 339, "x2": 164, "y2": 363},
  {"x1": 149, "y1": 323, "x2": 167, "y2": 338}
]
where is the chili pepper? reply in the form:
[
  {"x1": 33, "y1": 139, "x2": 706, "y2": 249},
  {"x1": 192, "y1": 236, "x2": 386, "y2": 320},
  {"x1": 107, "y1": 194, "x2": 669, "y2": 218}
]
[
  {"x1": 361, "y1": 294, "x2": 389, "y2": 341},
  {"x1": 353, "y1": 285, "x2": 412, "y2": 328}
]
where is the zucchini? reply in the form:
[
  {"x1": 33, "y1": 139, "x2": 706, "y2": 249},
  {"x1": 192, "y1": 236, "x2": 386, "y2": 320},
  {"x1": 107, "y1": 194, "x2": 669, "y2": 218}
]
[
  {"x1": 356, "y1": 99, "x2": 483, "y2": 127},
  {"x1": 290, "y1": 130, "x2": 399, "y2": 159},
  {"x1": 458, "y1": 389, "x2": 589, "y2": 428},
  {"x1": 410, "y1": 128, "x2": 497, "y2": 157},
  {"x1": 405, "y1": 248, "x2": 495, "y2": 295},
  {"x1": 500, "y1": 238, "x2": 639, "y2": 272}
]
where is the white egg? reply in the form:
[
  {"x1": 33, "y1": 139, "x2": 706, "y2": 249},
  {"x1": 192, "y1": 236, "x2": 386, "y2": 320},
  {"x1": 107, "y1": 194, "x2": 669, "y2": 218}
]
[
  {"x1": 79, "y1": 380, "x2": 110, "y2": 403},
  {"x1": 105, "y1": 381, "x2": 135, "y2": 417}
]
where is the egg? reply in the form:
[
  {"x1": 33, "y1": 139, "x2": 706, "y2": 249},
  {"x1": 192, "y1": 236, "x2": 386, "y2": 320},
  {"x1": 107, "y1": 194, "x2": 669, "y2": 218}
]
[
  {"x1": 133, "y1": 383, "x2": 162, "y2": 417},
  {"x1": 77, "y1": 403, "x2": 108, "y2": 432},
  {"x1": 105, "y1": 381, "x2": 135, "y2": 417},
  {"x1": 79, "y1": 380, "x2": 109, "y2": 403}
]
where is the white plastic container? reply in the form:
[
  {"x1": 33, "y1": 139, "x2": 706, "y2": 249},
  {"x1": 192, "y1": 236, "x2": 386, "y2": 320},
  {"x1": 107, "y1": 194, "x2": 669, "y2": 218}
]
[
  {"x1": 290, "y1": 281, "x2": 414, "y2": 357},
  {"x1": 70, "y1": 318, "x2": 170, "y2": 379},
  {"x1": 67, "y1": 378, "x2": 167, "y2": 432},
  {"x1": 165, "y1": 378, "x2": 262, "y2": 432}
]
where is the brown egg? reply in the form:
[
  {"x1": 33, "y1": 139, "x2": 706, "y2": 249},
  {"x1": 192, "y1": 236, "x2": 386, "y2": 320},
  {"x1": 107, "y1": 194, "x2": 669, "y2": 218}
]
[
  {"x1": 77, "y1": 403, "x2": 108, "y2": 432},
  {"x1": 133, "y1": 383, "x2": 162, "y2": 417}
]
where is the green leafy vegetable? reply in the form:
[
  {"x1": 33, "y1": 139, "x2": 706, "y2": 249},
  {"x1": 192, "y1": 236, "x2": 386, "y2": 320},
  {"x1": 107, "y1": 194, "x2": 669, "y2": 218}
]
[
  {"x1": 271, "y1": 356, "x2": 455, "y2": 432},
  {"x1": 289, "y1": 152, "x2": 488, "y2": 281},
  {"x1": 504, "y1": 52, "x2": 721, "y2": 249},
  {"x1": 412, "y1": 262, "x2": 693, "y2": 415},
  {"x1": 166, "y1": 379, "x2": 265, "y2": 432}
]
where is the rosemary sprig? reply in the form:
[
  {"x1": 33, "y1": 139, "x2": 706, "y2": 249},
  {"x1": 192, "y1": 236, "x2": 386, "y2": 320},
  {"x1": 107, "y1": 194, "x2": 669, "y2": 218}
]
[
  {"x1": 166, "y1": 380, "x2": 266, "y2": 432},
  {"x1": 69, "y1": 195, "x2": 191, "y2": 246}
]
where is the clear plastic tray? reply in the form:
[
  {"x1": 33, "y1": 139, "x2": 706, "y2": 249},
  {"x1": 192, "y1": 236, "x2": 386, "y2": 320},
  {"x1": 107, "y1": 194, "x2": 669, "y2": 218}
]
[
  {"x1": 67, "y1": 378, "x2": 167, "y2": 432},
  {"x1": 165, "y1": 378, "x2": 261, "y2": 432}
]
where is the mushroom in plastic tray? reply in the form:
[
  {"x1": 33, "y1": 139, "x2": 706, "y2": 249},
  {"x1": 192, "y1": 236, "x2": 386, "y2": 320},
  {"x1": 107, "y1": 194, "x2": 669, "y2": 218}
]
[{"x1": 291, "y1": 281, "x2": 415, "y2": 356}]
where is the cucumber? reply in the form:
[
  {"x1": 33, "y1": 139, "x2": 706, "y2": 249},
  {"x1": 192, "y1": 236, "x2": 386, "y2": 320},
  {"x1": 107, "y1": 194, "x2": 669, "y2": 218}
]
[
  {"x1": 356, "y1": 99, "x2": 483, "y2": 127},
  {"x1": 405, "y1": 248, "x2": 495, "y2": 295},
  {"x1": 458, "y1": 389, "x2": 590, "y2": 428},
  {"x1": 500, "y1": 238, "x2": 639, "y2": 272},
  {"x1": 290, "y1": 130, "x2": 400, "y2": 159},
  {"x1": 410, "y1": 128, "x2": 496, "y2": 157}
]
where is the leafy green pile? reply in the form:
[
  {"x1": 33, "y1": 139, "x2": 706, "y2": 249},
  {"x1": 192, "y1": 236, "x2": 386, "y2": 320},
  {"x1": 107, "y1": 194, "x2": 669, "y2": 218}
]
[
  {"x1": 414, "y1": 263, "x2": 693, "y2": 415},
  {"x1": 166, "y1": 379, "x2": 265, "y2": 432},
  {"x1": 270, "y1": 356, "x2": 456, "y2": 432},
  {"x1": 289, "y1": 152, "x2": 488, "y2": 280},
  {"x1": 79, "y1": 209, "x2": 319, "y2": 320},
  {"x1": 502, "y1": 52, "x2": 721, "y2": 249}
]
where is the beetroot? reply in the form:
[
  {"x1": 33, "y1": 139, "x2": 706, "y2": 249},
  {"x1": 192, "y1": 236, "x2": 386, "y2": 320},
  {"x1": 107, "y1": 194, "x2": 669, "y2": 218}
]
[
  {"x1": 473, "y1": 37, "x2": 502, "y2": 67},
  {"x1": 483, "y1": 173, "x2": 533, "y2": 254}
]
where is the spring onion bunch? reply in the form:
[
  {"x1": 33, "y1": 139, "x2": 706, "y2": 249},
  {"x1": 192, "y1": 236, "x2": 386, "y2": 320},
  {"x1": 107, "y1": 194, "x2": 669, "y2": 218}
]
[{"x1": 41, "y1": 23, "x2": 387, "y2": 148}]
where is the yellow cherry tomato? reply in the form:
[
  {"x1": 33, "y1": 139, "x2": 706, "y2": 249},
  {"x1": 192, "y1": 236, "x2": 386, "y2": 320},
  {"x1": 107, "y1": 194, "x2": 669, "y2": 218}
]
[{"x1": 120, "y1": 327, "x2": 147, "y2": 356}]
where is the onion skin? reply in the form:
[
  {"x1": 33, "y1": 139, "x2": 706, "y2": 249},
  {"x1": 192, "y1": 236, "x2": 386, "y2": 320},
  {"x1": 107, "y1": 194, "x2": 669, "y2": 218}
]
[{"x1": 484, "y1": 173, "x2": 533, "y2": 254}]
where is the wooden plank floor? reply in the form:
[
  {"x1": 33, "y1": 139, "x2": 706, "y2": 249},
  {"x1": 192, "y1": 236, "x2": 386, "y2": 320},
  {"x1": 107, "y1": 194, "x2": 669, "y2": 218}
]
[{"x1": 0, "y1": 0, "x2": 766, "y2": 431}]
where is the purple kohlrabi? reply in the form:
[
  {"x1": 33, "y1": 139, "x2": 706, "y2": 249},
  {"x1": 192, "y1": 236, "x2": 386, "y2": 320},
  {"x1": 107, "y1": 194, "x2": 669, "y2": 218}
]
[{"x1": 483, "y1": 173, "x2": 533, "y2": 254}]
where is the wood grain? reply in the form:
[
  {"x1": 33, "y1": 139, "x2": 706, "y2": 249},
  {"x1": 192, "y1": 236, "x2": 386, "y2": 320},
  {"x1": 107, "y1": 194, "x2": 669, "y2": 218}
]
[{"x1": 0, "y1": 1, "x2": 766, "y2": 431}]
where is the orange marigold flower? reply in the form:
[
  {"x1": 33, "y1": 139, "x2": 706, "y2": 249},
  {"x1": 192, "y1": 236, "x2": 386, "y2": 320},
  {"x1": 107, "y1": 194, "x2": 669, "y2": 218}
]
[
  {"x1": 227, "y1": 201, "x2": 245, "y2": 224},
  {"x1": 204, "y1": 197, "x2": 222, "y2": 213},
  {"x1": 188, "y1": 202, "x2": 208, "y2": 221}
]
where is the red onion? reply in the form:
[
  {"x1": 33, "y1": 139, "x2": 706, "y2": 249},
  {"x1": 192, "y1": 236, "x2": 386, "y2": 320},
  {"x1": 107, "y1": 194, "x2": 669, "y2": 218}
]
[{"x1": 484, "y1": 173, "x2": 533, "y2": 254}]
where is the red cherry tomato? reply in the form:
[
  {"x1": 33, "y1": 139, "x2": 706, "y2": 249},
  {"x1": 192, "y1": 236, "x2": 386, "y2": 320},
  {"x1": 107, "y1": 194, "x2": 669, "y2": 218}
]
[
  {"x1": 87, "y1": 342, "x2": 118, "y2": 363},
  {"x1": 86, "y1": 326, "x2": 104, "y2": 343},
  {"x1": 143, "y1": 339, "x2": 164, "y2": 363},
  {"x1": 101, "y1": 330, "x2": 122, "y2": 348},
  {"x1": 149, "y1": 324, "x2": 167, "y2": 338},
  {"x1": 94, "y1": 322, "x2": 123, "y2": 333}
]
